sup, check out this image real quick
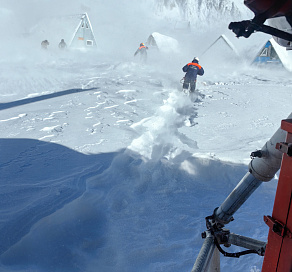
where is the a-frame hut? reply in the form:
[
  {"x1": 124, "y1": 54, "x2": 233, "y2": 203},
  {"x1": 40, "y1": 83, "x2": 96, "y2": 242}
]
[
  {"x1": 146, "y1": 32, "x2": 179, "y2": 54},
  {"x1": 201, "y1": 34, "x2": 239, "y2": 62},
  {"x1": 252, "y1": 39, "x2": 292, "y2": 71},
  {"x1": 69, "y1": 13, "x2": 97, "y2": 48},
  {"x1": 173, "y1": 21, "x2": 191, "y2": 31},
  {"x1": 30, "y1": 13, "x2": 97, "y2": 50},
  {"x1": 252, "y1": 39, "x2": 283, "y2": 66}
]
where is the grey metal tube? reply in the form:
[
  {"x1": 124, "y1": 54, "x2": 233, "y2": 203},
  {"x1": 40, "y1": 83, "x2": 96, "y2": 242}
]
[
  {"x1": 214, "y1": 112, "x2": 292, "y2": 225},
  {"x1": 215, "y1": 172, "x2": 262, "y2": 225},
  {"x1": 228, "y1": 233, "x2": 266, "y2": 255},
  {"x1": 192, "y1": 113, "x2": 292, "y2": 271},
  {"x1": 249, "y1": 125, "x2": 288, "y2": 181},
  {"x1": 191, "y1": 231, "x2": 217, "y2": 272}
]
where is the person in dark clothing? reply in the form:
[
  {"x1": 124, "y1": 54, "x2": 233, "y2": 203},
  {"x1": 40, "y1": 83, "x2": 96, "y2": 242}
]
[
  {"x1": 134, "y1": 43, "x2": 148, "y2": 62},
  {"x1": 58, "y1": 39, "x2": 67, "y2": 50},
  {"x1": 182, "y1": 57, "x2": 204, "y2": 92},
  {"x1": 41, "y1": 40, "x2": 49, "y2": 50}
]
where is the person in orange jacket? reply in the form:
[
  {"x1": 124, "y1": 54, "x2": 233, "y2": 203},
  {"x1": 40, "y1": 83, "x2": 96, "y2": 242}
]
[
  {"x1": 134, "y1": 43, "x2": 148, "y2": 62},
  {"x1": 182, "y1": 57, "x2": 204, "y2": 92}
]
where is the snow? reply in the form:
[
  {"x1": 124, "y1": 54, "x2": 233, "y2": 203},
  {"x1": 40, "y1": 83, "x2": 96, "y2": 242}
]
[
  {"x1": 270, "y1": 38, "x2": 292, "y2": 71},
  {"x1": 1, "y1": 1, "x2": 292, "y2": 272},
  {"x1": 1, "y1": 51, "x2": 292, "y2": 272},
  {"x1": 150, "y1": 32, "x2": 180, "y2": 53}
]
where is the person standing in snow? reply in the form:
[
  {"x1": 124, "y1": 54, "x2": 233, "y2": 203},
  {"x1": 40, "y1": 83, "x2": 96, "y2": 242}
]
[
  {"x1": 58, "y1": 39, "x2": 67, "y2": 50},
  {"x1": 134, "y1": 43, "x2": 148, "y2": 62},
  {"x1": 41, "y1": 40, "x2": 50, "y2": 50},
  {"x1": 182, "y1": 57, "x2": 204, "y2": 93}
]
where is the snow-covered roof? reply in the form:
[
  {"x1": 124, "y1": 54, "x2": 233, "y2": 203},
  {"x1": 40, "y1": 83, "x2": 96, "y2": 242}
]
[
  {"x1": 270, "y1": 38, "x2": 292, "y2": 71},
  {"x1": 252, "y1": 38, "x2": 292, "y2": 71},
  {"x1": 200, "y1": 34, "x2": 240, "y2": 65},
  {"x1": 202, "y1": 34, "x2": 239, "y2": 57},
  {"x1": 147, "y1": 32, "x2": 179, "y2": 54}
]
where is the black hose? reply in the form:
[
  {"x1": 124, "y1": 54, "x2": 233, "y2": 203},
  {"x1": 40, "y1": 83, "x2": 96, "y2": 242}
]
[{"x1": 214, "y1": 236, "x2": 259, "y2": 258}]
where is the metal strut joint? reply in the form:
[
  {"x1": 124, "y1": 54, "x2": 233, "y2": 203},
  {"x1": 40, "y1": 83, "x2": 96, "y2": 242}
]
[
  {"x1": 229, "y1": 19, "x2": 292, "y2": 42},
  {"x1": 202, "y1": 216, "x2": 266, "y2": 259}
]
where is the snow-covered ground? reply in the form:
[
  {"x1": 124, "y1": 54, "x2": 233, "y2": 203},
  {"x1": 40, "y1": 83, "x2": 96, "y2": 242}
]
[
  {"x1": 1, "y1": 1, "x2": 292, "y2": 271},
  {"x1": 1, "y1": 47, "x2": 291, "y2": 272}
]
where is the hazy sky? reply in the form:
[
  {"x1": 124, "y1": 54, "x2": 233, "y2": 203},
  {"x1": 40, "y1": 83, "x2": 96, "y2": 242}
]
[{"x1": 0, "y1": 1, "x2": 157, "y2": 34}]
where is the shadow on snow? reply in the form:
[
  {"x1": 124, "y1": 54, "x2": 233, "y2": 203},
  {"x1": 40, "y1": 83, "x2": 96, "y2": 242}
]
[
  {"x1": 0, "y1": 88, "x2": 98, "y2": 111},
  {"x1": 0, "y1": 138, "x2": 272, "y2": 272}
]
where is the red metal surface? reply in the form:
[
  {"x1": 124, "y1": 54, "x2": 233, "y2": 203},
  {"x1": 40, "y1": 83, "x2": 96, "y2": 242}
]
[
  {"x1": 262, "y1": 119, "x2": 292, "y2": 272},
  {"x1": 244, "y1": 0, "x2": 292, "y2": 18}
]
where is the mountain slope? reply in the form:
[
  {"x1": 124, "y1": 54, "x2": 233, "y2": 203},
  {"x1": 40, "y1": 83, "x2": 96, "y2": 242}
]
[{"x1": 155, "y1": 0, "x2": 253, "y2": 28}]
